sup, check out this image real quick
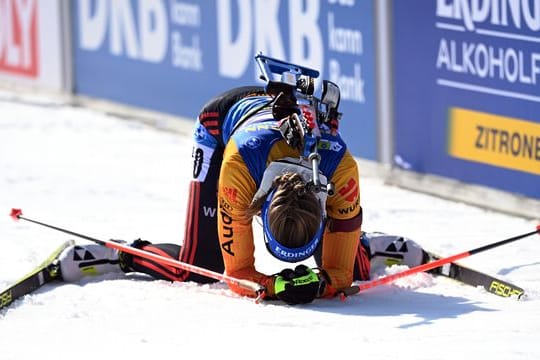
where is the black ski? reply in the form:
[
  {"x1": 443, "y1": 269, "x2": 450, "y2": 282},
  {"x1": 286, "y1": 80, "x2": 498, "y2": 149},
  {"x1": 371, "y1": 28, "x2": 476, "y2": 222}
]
[
  {"x1": 0, "y1": 240, "x2": 74, "y2": 311},
  {"x1": 428, "y1": 253, "x2": 525, "y2": 300}
]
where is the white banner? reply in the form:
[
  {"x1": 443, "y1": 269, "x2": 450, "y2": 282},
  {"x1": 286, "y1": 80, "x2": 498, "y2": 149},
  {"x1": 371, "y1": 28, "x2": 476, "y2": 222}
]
[{"x1": 0, "y1": 0, "x2": 69, "y2": 91}]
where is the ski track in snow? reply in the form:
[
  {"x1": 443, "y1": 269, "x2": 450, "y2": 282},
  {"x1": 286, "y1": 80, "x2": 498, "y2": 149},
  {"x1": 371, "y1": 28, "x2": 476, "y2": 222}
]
[{"x1": 0, "y1": 92, "x2": 538, "y2": 360}]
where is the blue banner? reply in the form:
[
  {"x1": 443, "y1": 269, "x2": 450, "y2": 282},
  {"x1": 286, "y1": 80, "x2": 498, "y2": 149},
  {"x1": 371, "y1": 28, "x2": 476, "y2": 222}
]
[
  {"x1": 393, "y1": 1, "x2": 540, "y2": 199},
  {"x1": 72, "y1": 0, "x2": 377, "y2": 160}
]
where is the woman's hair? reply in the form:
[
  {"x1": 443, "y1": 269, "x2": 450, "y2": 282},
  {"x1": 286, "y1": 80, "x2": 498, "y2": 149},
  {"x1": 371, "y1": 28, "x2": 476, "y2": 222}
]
[{"x1": 249, "y1": 172, "x2": 321, "y2": 248}]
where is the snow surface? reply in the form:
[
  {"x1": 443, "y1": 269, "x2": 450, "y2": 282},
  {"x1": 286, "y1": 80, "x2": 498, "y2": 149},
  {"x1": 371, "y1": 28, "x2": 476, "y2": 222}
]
[{"x1": 0, "y1": 91, "x2": 538, "y2": 360}]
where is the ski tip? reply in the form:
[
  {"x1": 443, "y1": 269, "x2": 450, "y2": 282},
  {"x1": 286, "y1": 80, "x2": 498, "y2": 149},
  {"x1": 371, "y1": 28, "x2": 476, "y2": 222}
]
[{"x1": 10, "y1": 208, "x2": 22, "y2": 221}]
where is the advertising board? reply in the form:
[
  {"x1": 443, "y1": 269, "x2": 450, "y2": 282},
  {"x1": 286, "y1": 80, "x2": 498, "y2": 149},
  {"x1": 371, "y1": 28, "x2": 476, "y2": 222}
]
[
  {"x1": 393, "y1": 0, "x2": 540, "y2": 199},
  {"x1": 72, "y1": 0, "x2": 378, "y2": 159},
  {"x1": 0, "y1": 0, "x2": 67, "y2": 91}
]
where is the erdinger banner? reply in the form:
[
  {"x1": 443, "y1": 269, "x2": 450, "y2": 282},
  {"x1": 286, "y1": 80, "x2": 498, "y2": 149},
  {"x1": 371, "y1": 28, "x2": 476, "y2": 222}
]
[
  {"x1": 393, "y1": 0, "x2": 540, "y2": 199},
  {"x1": 0, "y1": 0, "x2": 66, "y2": 91},
  {"x1": 71, "y1": 0, "x2": 378, "y2": 160}
]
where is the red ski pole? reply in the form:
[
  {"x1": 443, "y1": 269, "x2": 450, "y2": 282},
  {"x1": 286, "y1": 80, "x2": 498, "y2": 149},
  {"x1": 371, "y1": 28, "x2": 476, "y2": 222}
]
[
  {"x1": 10, "y1": 208, "x2": 266, "y2": 300},
  {"x1": 346, "y1": 225, "x2": 540, "y2": 295}
]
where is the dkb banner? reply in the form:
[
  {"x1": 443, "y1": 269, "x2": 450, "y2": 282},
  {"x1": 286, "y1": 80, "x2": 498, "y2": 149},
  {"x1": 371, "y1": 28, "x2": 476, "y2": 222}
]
[{"x1": 72, "y1": 0, "x2": 378, "y2": 160}]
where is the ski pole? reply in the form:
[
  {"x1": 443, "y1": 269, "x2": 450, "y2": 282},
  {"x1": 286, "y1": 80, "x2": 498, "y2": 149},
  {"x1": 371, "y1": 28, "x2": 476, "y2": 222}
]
[
  {"x1": 344, "y1": 225, "x2": 540, "y2": 296},
  {"x1": 9, "y1": 208, "x2": 266, "y2": 300}
]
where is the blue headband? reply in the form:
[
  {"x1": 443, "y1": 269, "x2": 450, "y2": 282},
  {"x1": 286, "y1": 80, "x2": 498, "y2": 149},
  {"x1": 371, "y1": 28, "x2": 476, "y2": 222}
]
[{"x1": 261, "y1": 188, "x2": 325, "y2": 262}]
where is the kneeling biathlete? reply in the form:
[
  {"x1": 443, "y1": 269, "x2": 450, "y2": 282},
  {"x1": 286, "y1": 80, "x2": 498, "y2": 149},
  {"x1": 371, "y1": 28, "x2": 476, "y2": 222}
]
[{"x1": 56, "y1": 55, "x2": 428, "y2": 304}]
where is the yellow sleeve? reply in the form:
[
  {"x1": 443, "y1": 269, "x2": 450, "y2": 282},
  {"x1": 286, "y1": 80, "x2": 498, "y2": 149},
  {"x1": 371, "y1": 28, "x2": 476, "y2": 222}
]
[
  {"x1": 217, "y1": 141, "x2": 276, "y2": 297},
  {"x1": 320, "y1": 151, "x2": 362, "y2": 296}
]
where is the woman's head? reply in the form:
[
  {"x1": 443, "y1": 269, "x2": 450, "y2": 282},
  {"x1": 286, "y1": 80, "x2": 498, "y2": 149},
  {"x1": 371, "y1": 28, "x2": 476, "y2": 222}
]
[{"x1": 250, "y1": 172, "x2": 325, "y2": 262}]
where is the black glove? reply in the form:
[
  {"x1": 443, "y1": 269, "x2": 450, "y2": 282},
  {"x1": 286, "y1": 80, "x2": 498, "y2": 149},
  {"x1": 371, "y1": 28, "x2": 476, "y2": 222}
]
[{"x1": 273, "y1": 265, "x2": 326, "y2": 305}]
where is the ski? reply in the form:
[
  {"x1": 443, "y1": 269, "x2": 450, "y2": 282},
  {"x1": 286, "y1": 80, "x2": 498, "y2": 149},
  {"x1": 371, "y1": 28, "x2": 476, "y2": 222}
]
[
  {"x1": 428, "y1": 253, "x2": 525, "y2": 300},
  {"x1": 0, "y1": 240, "x2": 74, "y2": 311}
]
